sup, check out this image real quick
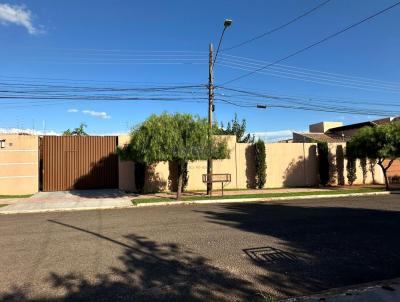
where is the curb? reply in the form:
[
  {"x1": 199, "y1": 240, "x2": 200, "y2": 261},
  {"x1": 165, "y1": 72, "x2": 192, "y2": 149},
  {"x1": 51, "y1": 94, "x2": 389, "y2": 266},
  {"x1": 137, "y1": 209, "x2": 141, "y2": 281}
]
[
  {"x1": 0, "y1": 191, "x2": 396, "y2": 215},
  {"x1": 0, "y1": 204, "x2": 132, "y2": 215},
  {"x1": 134, "y1": 191, "x2": 395, "y2": 207}
]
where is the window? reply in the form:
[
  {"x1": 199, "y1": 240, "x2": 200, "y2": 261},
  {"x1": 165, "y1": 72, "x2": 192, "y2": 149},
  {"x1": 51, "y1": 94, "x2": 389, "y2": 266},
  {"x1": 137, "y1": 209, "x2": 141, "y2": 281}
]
[{"x1": 0, "y1": 139, "x2": 5, "y2": 148}]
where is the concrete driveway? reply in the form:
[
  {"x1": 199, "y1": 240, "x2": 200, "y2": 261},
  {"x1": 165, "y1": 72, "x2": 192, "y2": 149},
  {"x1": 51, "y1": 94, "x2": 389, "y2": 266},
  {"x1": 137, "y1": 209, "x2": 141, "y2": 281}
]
[
  {"x1": 1, "y1": 194, "x2": 400, "y2": 301},
  {"x1": 0, "y1": 190, "x2": 133, "y2": 213}
]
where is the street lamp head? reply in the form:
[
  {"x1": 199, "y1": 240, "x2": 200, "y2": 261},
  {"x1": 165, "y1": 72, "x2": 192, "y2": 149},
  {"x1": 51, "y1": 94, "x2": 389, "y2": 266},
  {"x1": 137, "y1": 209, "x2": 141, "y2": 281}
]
[{"x1": 224, "y1": 19, "x2": 233, "y2": 28}]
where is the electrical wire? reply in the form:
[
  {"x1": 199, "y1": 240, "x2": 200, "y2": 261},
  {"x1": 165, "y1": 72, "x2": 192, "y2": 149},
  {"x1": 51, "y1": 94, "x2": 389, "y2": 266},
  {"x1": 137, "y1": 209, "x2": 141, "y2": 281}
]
[
  {"x1": 223, "y1": 0, "x2": 332, "y2": 51},
  {"x1": 219, "y1": 54, "x2": 400, "y2": 90},
  {"x1": 221, "y1": 0, "x2": 400, "y2": 85},
  {"x1": 218, "y1": 61, "x2": 400, "y2": 93}
]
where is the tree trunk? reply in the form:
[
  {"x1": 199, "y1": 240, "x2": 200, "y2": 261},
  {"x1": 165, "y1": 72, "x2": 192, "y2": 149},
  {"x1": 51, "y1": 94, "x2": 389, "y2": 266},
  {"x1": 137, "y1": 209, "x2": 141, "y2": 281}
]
[
  {"x1": 176, "y1": 162, "x2": 183, "y2": 200},
  {"x1": 377, "y1": 161, "x2": 390, "y2": 191}
]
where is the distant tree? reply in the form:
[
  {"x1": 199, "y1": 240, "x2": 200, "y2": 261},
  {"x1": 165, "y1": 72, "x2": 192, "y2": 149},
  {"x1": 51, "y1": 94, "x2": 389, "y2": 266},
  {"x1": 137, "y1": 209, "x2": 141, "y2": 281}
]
[
  {"x1": 63, "y1": 129, "x2": 73, "y2": 136},
  {"x1": 254, "y1": 139, "x2": 266, "y2": 189},
  {"x1": 317, "y1": 142, "x2": 330, "y2": 186},
  {"x1": 347, "y1": 122, "x2": 400, "y2": 190},
  {"x1": 118, "y1": 113, "x2": 229, "y2": 199},
  {"x1": 63, "y1": 123, "x2": 88, "y2": 136},
  {"x1": 215, "y1": 113, "x2": 255, "y2": 143}
]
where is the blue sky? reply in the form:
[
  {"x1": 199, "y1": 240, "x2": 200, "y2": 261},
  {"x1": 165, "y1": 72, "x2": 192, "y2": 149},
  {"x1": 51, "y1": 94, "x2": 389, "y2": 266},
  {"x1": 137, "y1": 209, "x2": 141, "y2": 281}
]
[{"x1": 1, "y1": 0, "x2": 400, "y2": 140}]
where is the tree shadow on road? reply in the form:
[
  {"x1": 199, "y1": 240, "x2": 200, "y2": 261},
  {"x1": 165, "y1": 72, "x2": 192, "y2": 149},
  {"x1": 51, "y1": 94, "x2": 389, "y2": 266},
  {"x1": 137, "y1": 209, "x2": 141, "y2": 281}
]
[
  {"x1": 0, "y1": 220, "x2": 258, "y2": 302},
  {"x1": 196, "y1": 199, "x2": 400, "y2": 297}
]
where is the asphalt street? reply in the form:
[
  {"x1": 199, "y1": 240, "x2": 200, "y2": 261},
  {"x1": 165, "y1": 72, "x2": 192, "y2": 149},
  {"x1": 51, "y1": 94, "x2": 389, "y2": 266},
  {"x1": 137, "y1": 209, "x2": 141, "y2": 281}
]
[{"x1": 1, "y1": 194, "x2": 400, "y2": 301}]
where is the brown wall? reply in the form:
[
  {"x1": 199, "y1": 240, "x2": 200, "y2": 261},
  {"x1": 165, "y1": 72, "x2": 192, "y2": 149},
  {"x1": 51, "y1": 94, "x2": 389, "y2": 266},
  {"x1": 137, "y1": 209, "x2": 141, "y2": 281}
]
[
  {"x1": 0, "y1": 134, "x2": 39, "y2": 195},
  {"x1": 387, "y1": 160, "x2": 400, "y2": 178},
  {"x1": 42, "y1": 136, "x2": 118, "y2": 191}
]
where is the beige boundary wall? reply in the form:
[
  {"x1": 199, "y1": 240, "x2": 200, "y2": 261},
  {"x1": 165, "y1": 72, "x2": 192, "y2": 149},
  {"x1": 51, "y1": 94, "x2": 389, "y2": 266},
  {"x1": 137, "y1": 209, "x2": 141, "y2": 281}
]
[
  {"x1": 1, "y1": 134, "x2": 385, "y2": 195},
  {"x1": 0, "y1": 134, "x2": 39, "y2": 195},
  {"x1": 118, "y1": 135, "x2": 381, "y2": 192},
  {"x1": 328, "y1": 143, "x2": 384, "y2": 186}
]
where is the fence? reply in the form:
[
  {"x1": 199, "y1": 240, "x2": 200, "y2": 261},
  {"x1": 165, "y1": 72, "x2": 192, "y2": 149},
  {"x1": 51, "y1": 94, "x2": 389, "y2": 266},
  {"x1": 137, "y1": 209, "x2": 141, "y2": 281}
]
[
  {"x1": 0, "y1": 134, "x2": 389, "y2": 195},
  {"x1": 41, "y1": 136, "x2": 118, "y2": 191}
]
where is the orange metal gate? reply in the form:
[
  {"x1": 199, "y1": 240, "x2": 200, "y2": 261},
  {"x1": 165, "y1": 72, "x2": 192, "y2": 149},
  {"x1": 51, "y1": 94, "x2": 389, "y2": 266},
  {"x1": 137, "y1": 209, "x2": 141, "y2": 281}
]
[{"x1": 41, "y1": 136, "x2": 118, "y2": 191}]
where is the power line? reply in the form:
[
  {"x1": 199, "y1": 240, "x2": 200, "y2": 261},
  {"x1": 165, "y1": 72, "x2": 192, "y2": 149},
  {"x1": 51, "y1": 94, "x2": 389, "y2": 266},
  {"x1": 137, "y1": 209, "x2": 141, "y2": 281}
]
[
  {"x1": 223, "y1": 0, "x2": 331, "y2": 51},
  {"x1": 0, "y1": 75, "x2": 203, "y2": 86},
  {"x1": 221, "y1": 0, "x2": 400, "y2": 85},
  {"x1": 216, "y1": 87, "x2": 400, "y2": 108},
  {"x1": 218, "y1": 61, "x2": 400, "y2": 93},
  {"x1": 215, "y1": 86, "x2": 400, "y2": 115},
  {"x1": 215, "y1": 97, "x2": 399, "y2": 116},
  {"x1": 219, "y1": 54, "x2": 400, "y2": 89},
  {"x1": 36, "y1": 48, "x2": 207, "y2": 54}
]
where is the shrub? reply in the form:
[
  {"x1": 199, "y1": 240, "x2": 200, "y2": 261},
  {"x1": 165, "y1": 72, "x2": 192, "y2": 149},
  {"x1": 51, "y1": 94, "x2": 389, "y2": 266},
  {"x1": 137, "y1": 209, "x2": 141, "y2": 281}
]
[
  {"x1": 255, "y1": 139, "x2": 266, "y2": 189},
  {"x1": 360, "y1": 157, "x2": 367, "y2": 184},
  {"x1": 317, "y1": 142, "x2": 330, "y2": 186},
  {"x1": 346, "y1": 158, "x2": 357, "y2": 185}
]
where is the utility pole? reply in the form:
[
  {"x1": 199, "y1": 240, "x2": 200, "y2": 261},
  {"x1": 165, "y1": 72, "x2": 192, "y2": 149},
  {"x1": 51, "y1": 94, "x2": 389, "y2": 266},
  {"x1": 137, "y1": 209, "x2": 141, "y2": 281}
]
[
  {"x1": 206, "y1": 19, "x2": 232, "y2": 196},
  {"x1": 207, "y1": 43, "x2": 214, "y2": 195}
]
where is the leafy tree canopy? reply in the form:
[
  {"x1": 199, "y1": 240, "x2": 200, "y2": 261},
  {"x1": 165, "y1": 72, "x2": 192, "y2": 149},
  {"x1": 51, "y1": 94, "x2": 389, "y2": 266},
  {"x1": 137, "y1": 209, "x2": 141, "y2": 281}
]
[
  {"x1": 119, "y1": 113, "x2": 229, "y2": 199},
  {"x1": 347, "y1": 122, "x2": 400, "y2": 190},
  {"x1": 214, "y1": 113, "x2": 254, "y2": 143},
  {"x1": 63, "y1": 123, "x2": 88, "y2": 136}
]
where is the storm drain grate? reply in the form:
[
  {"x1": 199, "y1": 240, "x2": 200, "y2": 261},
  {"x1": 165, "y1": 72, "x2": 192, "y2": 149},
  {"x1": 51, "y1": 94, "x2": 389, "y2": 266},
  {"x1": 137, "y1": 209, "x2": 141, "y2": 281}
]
[{"x1": 244, "y1": 247, "x2": 297, "y2": 263}]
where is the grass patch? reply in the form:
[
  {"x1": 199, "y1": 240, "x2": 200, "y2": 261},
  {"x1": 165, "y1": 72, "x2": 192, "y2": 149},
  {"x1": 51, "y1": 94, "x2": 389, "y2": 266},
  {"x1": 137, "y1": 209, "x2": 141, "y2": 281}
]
[
  {"x1": 0, "y1": 194, "x2": 33, "y2": 199},
  {"x1": 131, "y1": 187, "x2": 386, "y2": 205},
  {"x1": 0, "y1": 204, "x2": 8, "y2": 208}
]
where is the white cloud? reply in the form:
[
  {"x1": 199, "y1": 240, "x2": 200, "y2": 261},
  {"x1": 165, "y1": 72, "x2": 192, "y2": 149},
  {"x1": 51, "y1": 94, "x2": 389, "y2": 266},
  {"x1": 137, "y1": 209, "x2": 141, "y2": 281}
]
[
  {"x1": 67, "y1": 108, "x2": 79, "y2": 113},
  {"x1": 0, "y1": 128, "x2": 59, "y2": 135},
  {"x1": 82, "y1": 110, "x2": 111, "y2": 119},
  {"x1": 0, "y1": 3, "x2": 41, "y2": 34}
]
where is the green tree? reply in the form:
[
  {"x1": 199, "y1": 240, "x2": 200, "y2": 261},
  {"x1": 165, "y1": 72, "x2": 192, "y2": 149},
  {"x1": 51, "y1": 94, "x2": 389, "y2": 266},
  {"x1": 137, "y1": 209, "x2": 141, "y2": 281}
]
[
  {"x1": 63, "y1": 123, "x2": 88, "y2": 136},
  {"x1": 254, "y1": 139, "x2": 266, "y2": 189},
  {"x1": 347, "y1": 122, "x2": 400, "y2": 190},
  {"x1": 317, "y1": 142, "x2": 330, "y2": 186},
  {"x1": 63, "y1": 129, "x2": 73, "y2": 136},
  {"x1": 119, "y1": 113, "x2": 229, "y2": 199},
  {"x1": 215, "y1": 113, "x2": 255, "y2": 143},
  {"x1": 346, "y1": 141, "x2": 357, "y2": 186},
  {"x1": 346, "y1": 159, "x2": 357, "y2": 185}
]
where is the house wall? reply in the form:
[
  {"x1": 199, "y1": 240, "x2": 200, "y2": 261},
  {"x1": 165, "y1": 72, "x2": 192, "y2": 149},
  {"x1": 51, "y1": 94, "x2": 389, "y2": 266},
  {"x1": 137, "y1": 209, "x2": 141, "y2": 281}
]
[
  {"x1": 118, "y1": 135, "x2": 136, "y2": 192},
  {"x1": 387, "y1": 160, "x2": 400, "y2": 178},
  {"x1": 1, "y1": 134, "x2": 388, "y2": 195},
  {"x1": 266, "y1": 143, "x2": 318, "y2": 188},
  {"x1": 0, "y1": 134, "x2": 39, "y2": 195},
  {"x1": 327, "y1": 143, "x2": 385, "y2": 185},
  {"x1": 118, "y1": 136, "x2": 323, "y2": 192},
  {"x1": 309, "y1": 122, "x2": 343, "y2": 133}
]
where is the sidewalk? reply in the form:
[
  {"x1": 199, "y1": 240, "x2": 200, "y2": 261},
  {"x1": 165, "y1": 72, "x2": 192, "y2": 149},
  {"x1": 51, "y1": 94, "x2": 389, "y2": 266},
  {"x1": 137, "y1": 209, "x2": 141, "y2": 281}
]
[
  {"x1": 0, "y1": 190, "x2": 133, "y2": 214},
  {"x1": 0, "y1": 186, "x2": 390, "y2": 214}
]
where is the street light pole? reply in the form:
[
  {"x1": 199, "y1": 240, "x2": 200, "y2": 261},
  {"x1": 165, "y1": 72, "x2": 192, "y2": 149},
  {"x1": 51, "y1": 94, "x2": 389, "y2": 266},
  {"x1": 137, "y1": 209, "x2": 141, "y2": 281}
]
[{"x1": 207, "y1": 19, "x2": 232, "y2": 196}]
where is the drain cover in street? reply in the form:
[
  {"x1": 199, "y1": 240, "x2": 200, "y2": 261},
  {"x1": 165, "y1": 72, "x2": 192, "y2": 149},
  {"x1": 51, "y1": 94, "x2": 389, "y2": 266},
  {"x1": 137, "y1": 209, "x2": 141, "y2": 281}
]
[{"x1": 244, "y1": 247, "x2": 297, "y2": 263}]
